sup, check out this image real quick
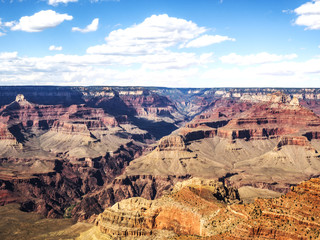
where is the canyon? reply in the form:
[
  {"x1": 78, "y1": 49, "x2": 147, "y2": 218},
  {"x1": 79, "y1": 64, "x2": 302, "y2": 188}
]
[{"x1": 0, "y1": 86, "x2": 320, "y2": 239}]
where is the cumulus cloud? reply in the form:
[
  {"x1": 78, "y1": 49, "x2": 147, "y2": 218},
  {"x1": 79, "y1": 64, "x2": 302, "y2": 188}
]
[
  {"x1": 220, "y1": 52, "x2": 298, "y2": 65},
  {"x1": 11, "y1": 10, "x2": 73, "y2": 32},
  {"x1": 87, "y1": 14, "x2": 207, "y2": 55},
  {"x1": 295, "y1": 0, "x2": 320, "y2": 15},
  {"x1": 48, "y1": 0, "x2": 78, "y2": 6},
  {"x1": 72, "y1": 18, "x2": 99, "y2": 33},
  {"x1": 0, "y1": 51, "x2": 18, "y2": 59},
  {"x1": 0, "y1": 32, "x2": 5, "y2": 37},
  {"x1": 49, "y1": 45, "x2": 62, "y2": 51},
  {"x1": 83, "y1": 15, "x2": 217, "y2": 75},
  {"x1": 294, "y1": 0, "x2": 320, "y2": 30},
  {"x1": 183, "y1": 34, "x2": 236, "y2": 48}
]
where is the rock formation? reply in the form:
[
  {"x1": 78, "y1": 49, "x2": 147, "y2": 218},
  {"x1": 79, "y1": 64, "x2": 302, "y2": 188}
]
[
  {"x1": 79, "y1": 177, "x2": 320, "y2": 240},
  {"x1": 125, "y1": 92, "x2": 320, "y2": 193},
  {"x1": 0, "y1": 94, "x2": 167, "y2": 219},
  {"x1": 79, "y1": 178, "x2": 240, "y2": 239}
]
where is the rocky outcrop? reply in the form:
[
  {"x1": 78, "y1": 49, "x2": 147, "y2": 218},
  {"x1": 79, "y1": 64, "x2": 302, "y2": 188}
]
[
  {"x1": 0, "y1": 122, "x2": 16, "y2": 141},
  {"x1": 51, "y1": 121, "x2": 91, "y2": 135},
  {"x1": 276, "y1": 136, "x2": 311, "y2": 149},
  {"x1": 71, "y1": 174, "x2": 186, "y2": 221},
  {"x1": 80, "y1": 178, "x2": 240, "y2": 239},
  {"x1": 15, "y1": 94, "x2": 25, "y2": 102},
  {"x1": 223, "y1": 178, "x2": 320, "y2": 239},
  {"x1": 0, "y1": 142, "x2": 143, "y2": 219},
  {"x1": 80, "y1": 177, "x2": 320, "y2": 239},
  {"x1": 156, "y1": 135, "x2": 186, "y2": 151}
]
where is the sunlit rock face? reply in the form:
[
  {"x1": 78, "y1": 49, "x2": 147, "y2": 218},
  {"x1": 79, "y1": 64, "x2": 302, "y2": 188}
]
[
  {"x1": 77, "y1": 177, "x2": 320, "y2": 239},
  {"x1": 15, "y1": 94, "x2": 25, "y2": 102},
  {"x1": 83, "y1": 178, "x2": 240, "y2": 239},
  {"x1": 79, "y1": 177, "x2": 320, "y2": 239}
]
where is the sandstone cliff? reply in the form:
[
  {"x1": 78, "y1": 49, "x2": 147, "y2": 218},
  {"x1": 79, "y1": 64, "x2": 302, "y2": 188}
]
[
  {"x1": 79, "y1": 177, "x2": 320, "y2": 240},
  {"x1": 79, "y1": 178, "x2": 240, "y2": 239}
]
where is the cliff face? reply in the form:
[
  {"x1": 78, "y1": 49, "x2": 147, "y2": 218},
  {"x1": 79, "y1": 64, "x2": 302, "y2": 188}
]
[
  {"x1": 0, "y1": 142, "x2": 142, "y2": 219},
  {"x1": 79, "y1": 178, "x2": 240, "y2": 239},
  {"x1": 184, "y1": 92, "x2": 320, "y2": 141},
  {"x1": 80, "y1": 177, "x2": 320, "y2": 240},
  {"x1": 222, "y1": 178, "x2": 320, "y2": 240},
  {"x1": 0, "y1": 93, "x2": 170, "y2": 219},
  {"x1": 126, "y1": 92, "x2": 320, "y2": 193}
]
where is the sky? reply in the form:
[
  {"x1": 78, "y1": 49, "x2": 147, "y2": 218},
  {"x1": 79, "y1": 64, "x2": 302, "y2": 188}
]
[{"x1": 0, "y1": 0, "x2": 320, "y2": 88}]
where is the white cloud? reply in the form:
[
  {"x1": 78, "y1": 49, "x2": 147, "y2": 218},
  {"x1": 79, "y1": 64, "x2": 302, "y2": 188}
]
[
  {"x1": 0, "y1": 51, "x2": 18, "y2": 59},
  {"x1": 183, "y1": 34, "x2": 235, "y2": 48},
  {"x1": 220, "y1": 52, "x2": 298, "y2": 65},
  {"x1": 11, "y1": 10, "x2": 73, "y2": 32},
  {"x1": 295, "y1": 14, "x2": 320, "y2": 30},
  {"x1": 294, "y1": 0, "x2": 320, "y2": 30},
  {"x1": 0, "y1": 18, "x2": 14, "y2": 36},
  {"x1": 72, "y1": 18, "x2": 99, "y2": 33},
  {"x1": 84, "y1": 15, "x2": 216, "y2": 71},
  {"x1": 295, "y1": 0, "x2": 320, "y2": 15},
  {"x1": 3, "y1": 21, "x2": 15, "y2": 27},
  {"x1": 49, "y1": 45, "x2": 63, "y2": 51},
  {"x1": 87, "y1": 14, "x2": 206, "y2": 55},
  {"x1": 0, "y1": 52, "x2": 201, "y2": 86},
  {"x1": 200, "y1": 57, "x2": 320, "y2": 88},
  {"x1": 48, "y1": 0, "x2": 78, "y2": 6},
  {"x1": 0, "y1": 50, "x2": 319, "y2": 88}
]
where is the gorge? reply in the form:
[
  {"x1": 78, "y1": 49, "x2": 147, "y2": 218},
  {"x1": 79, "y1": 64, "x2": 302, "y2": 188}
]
[{"x1": 1, "y1": 86, "x2": 320, "y2": 239}]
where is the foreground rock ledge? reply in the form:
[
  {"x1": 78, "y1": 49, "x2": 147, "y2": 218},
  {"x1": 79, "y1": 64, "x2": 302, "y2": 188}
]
[{"x1": 79, "y1": 177, "x2": 320, "y2": 240}]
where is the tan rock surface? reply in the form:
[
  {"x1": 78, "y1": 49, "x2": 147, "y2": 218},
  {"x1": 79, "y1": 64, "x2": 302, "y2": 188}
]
[
  {"x1": 79, "y1": 178, "x2": 240, "y2": 240},
  {"x1": 79, "y1": 177, "x2": 320, "y2": 240}
]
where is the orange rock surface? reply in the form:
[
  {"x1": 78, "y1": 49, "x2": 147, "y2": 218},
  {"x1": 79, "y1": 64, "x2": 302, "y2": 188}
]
[{"x1": 83, "y1": 177, "x2": 320, "y2": 240}]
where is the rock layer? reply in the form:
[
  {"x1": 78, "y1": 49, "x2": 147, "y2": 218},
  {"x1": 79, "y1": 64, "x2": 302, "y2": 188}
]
[
  {"x1": 126, "y1": 92, "x2": 320, "y2": 193},
  {"x1": 80, "y1": 178, "x2": 240, "y2": 239},
  {"x1": 80, "y1": 177, "x2": 320, "y2": 240}
]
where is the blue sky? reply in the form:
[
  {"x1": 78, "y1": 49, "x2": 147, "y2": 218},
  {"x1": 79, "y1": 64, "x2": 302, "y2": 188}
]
[{"x1": 0, "y1": 0, "x2": 319, "y2": 87}]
